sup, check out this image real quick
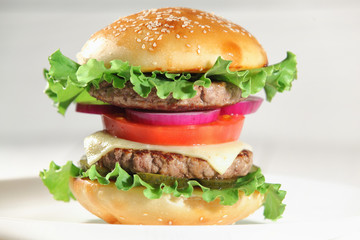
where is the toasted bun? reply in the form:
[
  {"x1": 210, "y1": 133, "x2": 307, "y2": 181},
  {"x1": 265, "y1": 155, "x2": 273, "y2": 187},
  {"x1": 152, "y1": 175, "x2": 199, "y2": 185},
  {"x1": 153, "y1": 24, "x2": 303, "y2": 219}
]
[
  {"x1": 70, "y1": 177, "x2": 264, "y2": 225},
  {"x1": 77, "y1": 7, "x2": 267, "y2": 72}
]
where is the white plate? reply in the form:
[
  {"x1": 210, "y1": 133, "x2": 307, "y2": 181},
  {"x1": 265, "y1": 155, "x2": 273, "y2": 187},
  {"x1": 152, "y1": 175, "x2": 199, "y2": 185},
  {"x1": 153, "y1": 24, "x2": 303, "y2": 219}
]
[{"x1": 0, "y1": 175, "x2": 359, "y2": 240}]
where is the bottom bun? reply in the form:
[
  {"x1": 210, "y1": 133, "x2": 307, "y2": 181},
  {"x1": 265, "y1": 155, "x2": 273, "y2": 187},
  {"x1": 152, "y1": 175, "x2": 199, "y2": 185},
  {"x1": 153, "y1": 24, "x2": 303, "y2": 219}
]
[{"x1": 69, "y1": 177, "x2": 264, "y2": 225}]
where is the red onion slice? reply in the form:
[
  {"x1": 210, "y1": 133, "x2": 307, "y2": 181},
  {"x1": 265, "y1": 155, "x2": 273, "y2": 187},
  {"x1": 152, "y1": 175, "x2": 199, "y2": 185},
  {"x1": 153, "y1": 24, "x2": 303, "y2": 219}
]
[
  {"x1": 220, "y1": 96, "x2": 263, "y2": 115},
  {"x1": 125, "y1": 109, "x2": 220, "y2": 126},
  {"x1": 76, "y1": 103, "x2": 123, "y2": 115}
]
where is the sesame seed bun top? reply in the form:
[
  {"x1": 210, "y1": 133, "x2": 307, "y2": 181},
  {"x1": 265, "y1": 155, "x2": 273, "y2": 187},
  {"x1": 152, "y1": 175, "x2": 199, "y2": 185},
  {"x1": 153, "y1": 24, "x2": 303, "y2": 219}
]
[{"x1": 77, "y1": 7, "x2": 268, "y2": 73}]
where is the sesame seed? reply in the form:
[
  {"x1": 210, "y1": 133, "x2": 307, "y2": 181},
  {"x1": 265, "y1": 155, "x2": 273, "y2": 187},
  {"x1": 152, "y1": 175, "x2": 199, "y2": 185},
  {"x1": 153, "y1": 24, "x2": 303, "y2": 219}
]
[
  {"x1": 223, "y1": 215, "x2": 228, "y2": 218},
  {"x1": 143, "y1": 213, "x2": 148, "y2": 216},
  {"x1": 104, "y1": 8, "x2": 251, "y2": 57},
  {"x1": 200, "y1": 217, "x2": 204, "y2": 221},
  {"x1": 158, "y1": 218, "x2": 163, "y2": 222},
  {"x1": 168, "y1": 221, "x2": 173, "y2": 225}
]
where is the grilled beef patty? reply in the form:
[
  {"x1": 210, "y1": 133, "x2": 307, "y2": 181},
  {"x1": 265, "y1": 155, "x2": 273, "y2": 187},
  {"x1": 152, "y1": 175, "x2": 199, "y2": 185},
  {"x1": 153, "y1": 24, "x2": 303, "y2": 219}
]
[
  {"x1": 89, "y1": 81, "x2": 244, "y2": 111},
  {"x1": 95, "y1": 148, "x2": 253, "y2": 179}
]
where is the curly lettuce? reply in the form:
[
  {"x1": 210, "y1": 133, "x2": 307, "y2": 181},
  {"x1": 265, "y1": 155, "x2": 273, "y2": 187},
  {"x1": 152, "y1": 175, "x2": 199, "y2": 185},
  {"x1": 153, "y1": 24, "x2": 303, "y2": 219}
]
[
  {"x1": 44, "y1": 50, "x2": 297, "y2": 115},
  {"x1": 40, "y1": 161, "x2": 286, "y2": 220}
]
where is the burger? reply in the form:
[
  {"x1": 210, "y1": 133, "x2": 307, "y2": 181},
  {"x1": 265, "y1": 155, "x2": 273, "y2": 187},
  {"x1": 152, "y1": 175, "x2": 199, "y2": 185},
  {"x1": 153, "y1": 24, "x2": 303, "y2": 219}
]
[{"x1": 40, "y1": 7, "x2": 297, "y2": 225}]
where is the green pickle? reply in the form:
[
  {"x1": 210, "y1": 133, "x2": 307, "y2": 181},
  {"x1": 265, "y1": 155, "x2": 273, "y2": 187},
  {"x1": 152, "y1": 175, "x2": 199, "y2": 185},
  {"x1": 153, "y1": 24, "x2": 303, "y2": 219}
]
[
  {"x1": 137, "y1": 165, "x2": 258, "y2": 190},
  {"x1": 137, "y1": 172, "x2": 189, "y2": 189},
  {"x1": 197, "y1": 178, "x2": 238, "y2": 189}
]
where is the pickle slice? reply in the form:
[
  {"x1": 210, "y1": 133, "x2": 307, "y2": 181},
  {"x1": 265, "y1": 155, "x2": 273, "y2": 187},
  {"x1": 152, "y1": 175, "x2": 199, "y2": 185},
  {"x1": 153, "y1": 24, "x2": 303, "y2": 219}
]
[
  {"x1": 137, "y1": 172, "x2": 189, "y2": 189},
  {"x1": 137, "y1": 173, "x2": 243, "y2": 190},
  {"x1": 198, "y1": 166, "x2": 258, "y2": 189},
  {"x1": 197, "y1": 178, "x2": 238, "y2": 189}
]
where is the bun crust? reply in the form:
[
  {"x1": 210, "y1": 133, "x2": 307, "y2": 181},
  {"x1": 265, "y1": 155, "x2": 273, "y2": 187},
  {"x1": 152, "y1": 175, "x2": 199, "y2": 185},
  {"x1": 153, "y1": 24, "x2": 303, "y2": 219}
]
[
  {"x1": 77, "y1": 7, "x2": 267, "y2": 72},
  {"x1": 70, "y1": 177, "x2": 264, "y2": 225}
]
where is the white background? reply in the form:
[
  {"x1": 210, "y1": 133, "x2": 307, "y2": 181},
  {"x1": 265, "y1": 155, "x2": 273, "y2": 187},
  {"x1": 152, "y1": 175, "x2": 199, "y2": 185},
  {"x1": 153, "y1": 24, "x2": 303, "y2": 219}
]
[{"x1": 0, "y1": 0, "x2": 360, "y2": 238}]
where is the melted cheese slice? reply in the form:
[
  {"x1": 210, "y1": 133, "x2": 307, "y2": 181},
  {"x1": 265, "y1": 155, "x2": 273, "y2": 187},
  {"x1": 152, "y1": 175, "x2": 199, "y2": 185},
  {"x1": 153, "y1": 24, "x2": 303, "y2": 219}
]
[{"x1": 84, "y1": 131, "x2": 252, "y2": 175}]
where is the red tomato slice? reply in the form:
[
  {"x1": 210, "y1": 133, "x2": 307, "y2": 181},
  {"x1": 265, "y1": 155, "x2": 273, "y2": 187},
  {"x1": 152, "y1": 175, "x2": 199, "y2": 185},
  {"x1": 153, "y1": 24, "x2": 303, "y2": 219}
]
[{"x1": 102, "y1": 114, "x2": 245, "y2": 146}]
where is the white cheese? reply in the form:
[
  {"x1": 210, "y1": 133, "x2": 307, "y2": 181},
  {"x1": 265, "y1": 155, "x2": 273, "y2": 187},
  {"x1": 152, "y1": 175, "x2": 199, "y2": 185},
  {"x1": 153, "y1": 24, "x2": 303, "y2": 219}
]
[{"x1": 84, "y1": 131, "x2": 252, "y2": 175}]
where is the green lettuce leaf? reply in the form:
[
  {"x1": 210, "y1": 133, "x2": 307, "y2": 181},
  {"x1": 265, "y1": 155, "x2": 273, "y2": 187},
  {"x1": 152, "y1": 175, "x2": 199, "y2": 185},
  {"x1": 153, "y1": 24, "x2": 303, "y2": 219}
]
[
  {"x1": 39, "y1": 161, "x2": 80, "y2": 202},
  {"x1": 44, "y1": 50, "x2": 297, "y2": 115},
  {"x1": 40, "y1": 161, "x2": 286, "y2": 220},
  {"x1": 44, "y1": 52, "x2": 103, "y2": 115},
  {"x1": 260, "y1": 183, "x2": 287, "y2": 220},
  {"x1": 202, "y1": 52, "x2": 297, "y2": 101}
]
